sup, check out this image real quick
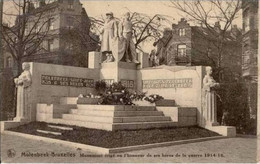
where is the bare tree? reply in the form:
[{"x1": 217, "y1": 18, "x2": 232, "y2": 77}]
[
  {"x1": 1, "y1": 0, "x2": 54, "y2": 74},
  {"x1": 169, "y1": 0, "x2": 242, "y2": 80},
  {"x1": 59, "y1": 9, "x2": 99, "y2": 67}
]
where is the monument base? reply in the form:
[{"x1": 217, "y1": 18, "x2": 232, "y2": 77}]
[
  {"x1": 205, "y1": 125, "x2": 236, "y2": 137},
  {"x1": 206, "y1": 121, "x2": 219, "y2": 126},
  {"x1": 100, "y1": 61, "x2": 138, "y2": 89},
  {"x1": 13, "y1": 117, "x2": 28, "y2": 122},
  {"x1": 1, "y1": 121, "x2": 29, "y2": 133},
  {"x1": 35, "y1": 96, "x2": 198, "y2": 131}
]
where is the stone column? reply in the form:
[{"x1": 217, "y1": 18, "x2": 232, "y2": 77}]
[
  {"x1": 14, "y1": 86, "x2": 24, "y2": 121},
  {"x1": 205, "y1": 91, "x2": 218, "y2": 126}
]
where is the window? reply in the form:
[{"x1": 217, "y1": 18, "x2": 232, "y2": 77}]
[
  {"x1": 68, "y1": 0, "x2": 73, "y2": 9},
  {"x1": 66, "y1": 17, "x2": 74, "y2": 29},
  {"x1": 243, "y1": 9, "x2": 250, "y2": 32},
  {"x1": 48, "y1": 18, "x2": 54, "y2": 30},
  {"x1": 179, "y1": 28, "x2": 186, "y2": 36},
  {"x1": 177, "y1": 44, "x2": 186, "y2": 57},
  {"x1": 37, "y1": 42, "x2": 44, "y2": 52},
  {"x1": 6, "y1": 57, "x2": 13, "y2": 68},
  {"x1": 35, "y1": 25, "x2": 40, "y2": 33},
  {"x1": 48, "y1": 0, "x2": 56, "y2": 3},
  {"x1": 34, "y1": 2, "x2": 39, "y2": 8},
  {"x1": 48, "y1": 39, "x2": 54, "y2": 51},
  {"x1": 66, "y1": 42, "x2": 73, "y2": 50},
  {"x1": 25, "y1": 26, "x2": 29, "y2": 35}
]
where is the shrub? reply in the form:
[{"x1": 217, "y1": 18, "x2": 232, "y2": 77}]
[{"x1": 216, "y1": 81, "x2": 256, "y2": 135}]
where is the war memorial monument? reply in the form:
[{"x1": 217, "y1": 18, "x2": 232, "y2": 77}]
[{"x1": 1, "y1": 11, "x2": 236, "y2": 154}]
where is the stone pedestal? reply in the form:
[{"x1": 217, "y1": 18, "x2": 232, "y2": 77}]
[
  {"x1": 206, "y1": 126, "x2": 236, "y2": 137},
  {"x1": 100, "y1": 62, "x2": 138, "y2": 89},
  {"x1": 88, "y1": 51, "x2": 101, "y2": 69},
  {"x1": 138, "y1": 52, "x2": 149, "y2": 69}
]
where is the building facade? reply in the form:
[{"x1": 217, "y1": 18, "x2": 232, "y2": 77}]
[
  {"x1": 155, "y1": 18, "x2": 242, "y2": 82},
  {"x1": 0, "y1": 0, "x2": 3, "y2": 71},
  {"x1": 2, "y1": 0, "x2": 98, "y2": 76},
  {"x1": 242, "y1": 0, "x2": 258, "y2": 118}
]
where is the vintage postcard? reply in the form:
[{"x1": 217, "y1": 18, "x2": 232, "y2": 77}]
[{"x1": 0, "y1": 0, "x2": 259, "y2": 163}]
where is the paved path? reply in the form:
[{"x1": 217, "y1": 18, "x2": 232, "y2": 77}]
[{"x1": 1, "y1": 133, "x2": 258, "y2": 163}]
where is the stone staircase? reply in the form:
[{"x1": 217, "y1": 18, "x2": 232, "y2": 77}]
[{"x1": 37, "y1": 97, "x2": 196, "y2": 131}]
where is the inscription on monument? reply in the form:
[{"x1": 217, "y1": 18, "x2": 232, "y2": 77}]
[
  {"x1": 41, "y1": 75, "x2": 94, "y2": 88},
  {"x1": 102, "y1": 79, "x2": 114, "y2": 85},
  {"x1": 121, "y1": 79, "x2": 134, "y2": 89},
  {"x1": 142, "y1": 78, "x2": 192, "y2": 89}
]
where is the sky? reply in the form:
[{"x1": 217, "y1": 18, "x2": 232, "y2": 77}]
[
  {"x1": 82, "y1": 1, "x2": 180, "y2": 21},
  {"x1": 3, "y1": 0, "x2": 242, "y2": 27},
  {"x1": 2, "y1": 0, "x2": 243, "y2": 52},
  {"x1": 82, "y1": 1, "x2": 242, "y2": 27}
]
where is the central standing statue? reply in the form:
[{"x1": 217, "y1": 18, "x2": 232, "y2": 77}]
[
  {"x1": 100, "y1": 12, "x2": 139, "y2": 63},
  {"x1": 118, "y1": 12, "x2": 139, "y2": 63}
]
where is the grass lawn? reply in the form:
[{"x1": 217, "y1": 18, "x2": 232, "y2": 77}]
[{"x1": 9, "y1": 122, "x2": 220, "y2": 148}]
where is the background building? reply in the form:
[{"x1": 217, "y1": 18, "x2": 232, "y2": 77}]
[
  {"x1": 0, "y1": 0, "x2": 98, "y2": 121},
  {"x1": 0, "y1": 0, "x2": 3, "y2": 71},
  {"x1": 242, "y1": 0, "x2": 258, "y2": 118},
  {"x1": 2, "y1": 0, "x2": 98, "y2": 76},
  {"x1": 155, "y1": 18, "x2": 242, "y2": 82}
]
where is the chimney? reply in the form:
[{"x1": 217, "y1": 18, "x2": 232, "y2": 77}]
[
  {"x1": 231, "y1": 25, "x2": 240, "y2": 38},
  {"x1": 172, "y1": 23, "x2": 177, "y2": 29},
  {"x1": 179, "y1": 18, "x2": 187, "y2": 24},
  {"x1": 232, "y1": 25, "x2": 238, "y2": 29},
  {"x1": 26, "y1": 2, "x2": 35, "y2": 13},
  {"x1": 39, "y1": 0, "x2": 46, "y2": 7},
  {"x1": 214, "y1": 21, "x2": 221, "y2": 33}
]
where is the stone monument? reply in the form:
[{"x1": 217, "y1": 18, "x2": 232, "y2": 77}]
[
  {"x1": 202, "y1": 66, "x2": 219, "y2": 126},
  {"x1": 14, "y1": 62, "x2": 32, "y2": 121},
  {"x1": 100, "y1": 12, "x2": 139, "y2": 63}
]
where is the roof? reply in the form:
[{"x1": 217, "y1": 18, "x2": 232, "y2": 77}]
[
  {"x1": 28, "y1": 1, "x2": 59, "y2": 15},
  {"x1": 191, "y1": 25, "x2": 241, "y2": 42}
]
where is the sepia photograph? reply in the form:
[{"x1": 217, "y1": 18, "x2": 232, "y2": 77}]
[{"x1": 0, "y1": 0, "x2": 259, "y2": 163}]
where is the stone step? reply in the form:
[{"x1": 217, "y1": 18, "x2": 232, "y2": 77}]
[
  {"x1": 37, "y1": 104, "x2": 77, "y2": 114},
  {"x1": 77, "y1": 104, "x2": 156, "y2": 111},
  {"x1": 48, "y1": 119, "x2": 176, "y2": 131},
  {"x1": 47, "y1": 125, "x2": 73, "y2": 130},
  {"x1": 112, "y1": 121, "x2": 178, "y2": 130},
  {"x1": 49, "y1": 119, "x2": 112, "y2": 131},
  {"x1": 117, "y1": 116, "x2": 171, "y2": 123},
  {"x1": 77, "y1": 97, "x2": 101, "y2": 104},
  {"x1": 62, "y1": 114, "x2": 114, "y2": 123},
  {"x1": 62, "y1": 114, "x2": 171, "y2": 123},
  {"x1": 36, "y1": 129, "x2": 62, "y2": 135},
  {"x1": 60, "y1": 97, "x2": 78, "y2": 104},
  {"x1": 155, "y1": 99, "x2": 176, "y2": 107},
  {"x1": 70, "y1": 109, "x2": 164, "y2": 117}
]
